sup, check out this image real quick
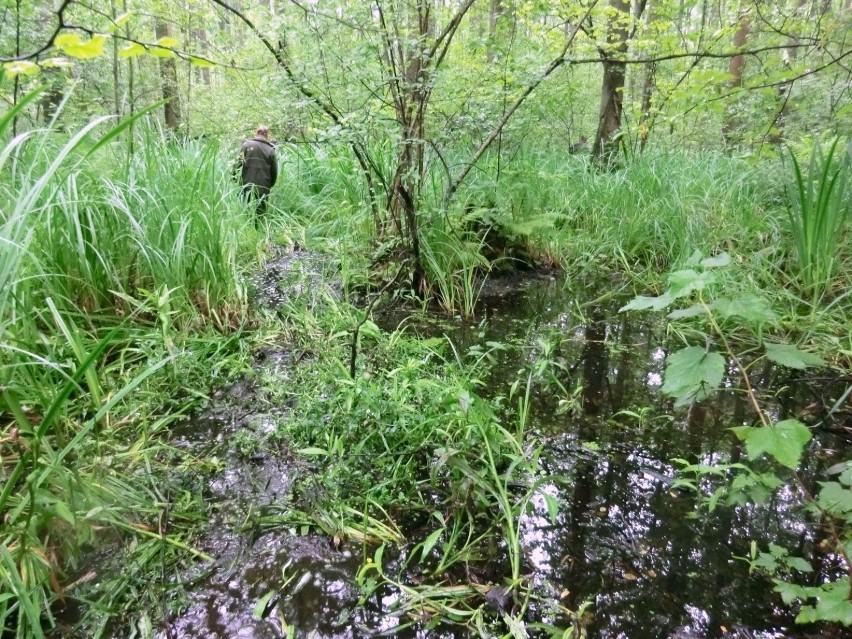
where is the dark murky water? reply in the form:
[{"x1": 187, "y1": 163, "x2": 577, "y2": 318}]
[{"x1": 144, "y1": 258, "x2": 849, "y2": 638}]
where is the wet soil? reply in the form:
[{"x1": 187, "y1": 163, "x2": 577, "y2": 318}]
[{"x1": 82, "y1": 251, "x2": 850, "y2": 638}]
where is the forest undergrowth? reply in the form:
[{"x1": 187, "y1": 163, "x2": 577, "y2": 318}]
[{"x1": 1, "y1": 110, "x2": 850, "y2": 637}]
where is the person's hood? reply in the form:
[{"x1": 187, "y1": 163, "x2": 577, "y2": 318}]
[{"x1": 251, "y1": 136, "x2": 274, "y2": 146}]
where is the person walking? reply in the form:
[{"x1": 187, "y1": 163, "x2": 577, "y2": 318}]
[{"x1": 238, "y1": 125, "x2": 277, "y2": 220}]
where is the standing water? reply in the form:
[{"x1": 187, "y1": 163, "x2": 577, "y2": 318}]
[{"x1": 64, "y1": 257, "x2": 847, "y2": 639}]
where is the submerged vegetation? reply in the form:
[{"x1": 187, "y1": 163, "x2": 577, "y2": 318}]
[{"x1": 2, "y1": 1, "x2": 852, "y2": 638}]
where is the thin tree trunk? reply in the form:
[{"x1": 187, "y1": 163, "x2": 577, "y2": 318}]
[
  {"x1": 487, "y1": 0, "x2": 503, "y2": 61},
  {"x1": 111, "y1": 0, "x2": 121, "y2": 116},
  {"x1": 636, "y1": 0, "x2": 655, "y2": 149},
  {"x1": 723, "y1": 7, "x2": 750, "y2": 147},
  {"x1": 770, "y1": 0, "x2": 808, "y2": 144},
  {"x1": 155, "y1": 22, "x2": 182, "y2": 132},
  {"x1": 387, "y1": 0, "x2": 432, "y2": 292},
  {"x1": 592, "y1": 0, "x2": 631, "y2": 163},
  {"x1": 195, "y1": 29, "x2": 212, "y2": 85},
  {"x1": 13, "y1": 0, "x2": 21, "y2": 136}
]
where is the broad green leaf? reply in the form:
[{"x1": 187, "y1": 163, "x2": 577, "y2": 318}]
[
  {"x1": 619, "y1": 292, "x2": 673, "y2": 312},
  {"x1": 731, "y1": 419, "x2": 812, "y2": 469},
  {"x1": 700, "y1": 252, "x2": 731, "y2": 268},
  {"x1": 773, "y1": 579, "x2": 808, "y2": 605},
  {"x1": 189, "y1": 55, "x2": 215, "y2": 68},
  {"x1": 785, "y1": 557, "x2": 813, "y2": 573},
  {"x1": 764, "y1": 343, "x2": 826, "y2": 370},
  {"x1": 150, "y1": 46, "x2": 177, "y2": 58},
  {"x1": 796, "y1": 579, "x2": 852, "y2": 625},
  {"x1": 110, "y1": 11, "x2": 133, "y2": 32},
  {"x1": 156, "y1": 36, "x2": 179, "y2": 48},
  {"x1": 118, "y1": 42, "x2": 146, "y2": 58},
  {"x1": 56, "y1": 34, "x2": 108, "y2": 59},
  {"x1": 684, "y1": 249, "x2": 703, "y2": 267},
  {"x1": 711, "y1": 296, "x2": 778, "y2": 324},
  {"x1": 543, "y1": 493, "x2": 560, "y2": 525},
  {"x1": 3, "y1": 60, "x2": 40, "y2": 77},
  {"x1": 661, "y1": 346, "x2": 725, "y2": 405},
  {"x1": 151, "y1": 36, "x2": 180, "y2": 58},
  {"x1": 816, "y1": 482, "x2": 852, "y2": 514},
  {"x1": 667, "y1": 269, "x2": 701, "y2": 297},
  {"x1": 667, "y1": 304, "x2": 706, "y2": 320}
]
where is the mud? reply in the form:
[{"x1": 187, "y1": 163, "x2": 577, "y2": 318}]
[{"x1": 73, "y1": 248, "x2": 849, "y2": 638}]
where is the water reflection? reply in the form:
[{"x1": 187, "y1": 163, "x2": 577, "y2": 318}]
[
  {"x1": 157, "y1": 270, "x2": 846, "y2": 638},
  {"x1": 381, "y1": 272, "x2": 845, "y2": 638}
]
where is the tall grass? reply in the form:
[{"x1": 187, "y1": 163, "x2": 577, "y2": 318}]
[
  {"x1": 1, "y1": 97, "x2": 256, "y2": 637},
  {"x1": 785, "y1": 138, "x2": 851, "y2": 296}
]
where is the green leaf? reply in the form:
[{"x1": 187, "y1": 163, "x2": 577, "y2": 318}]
[
  {"x1": 543, "y1": 493, "x2": 560, "y2": 525},
  {"x1": 109, "y1": 11, "x2": 133, "y2": 32},
  {"x1": 816, "y1": 482, "x2": 852, "y2": 515},
  {"x1": 252, "y1": 590, "x2": 276, "y2": 619},
  {"x1": 661, "y1": 346, "x2": 725, "y2": 405},
  {"x1": 700, "y1": 252, "x2": 731, "y2": 268},
  {"x1": 667, "y1": 269, "x2": 701, "y2": 296},
  {"x1": 732, "y1": 419, "x2": 812, "y2": 469},
  {"x1": 711, "y1": 296, "x2": 778, "y2": 324},
  {"x1": 619, "y1": 292, "x2": 674, "y2": 312},
  {"x1": 796, "y1": 579, "x2": 852, "y2": 625},
  {"x1": 3, "y1": 60, "x2": 40, "y2": 77},
  {"x1": 296, "y1": 447, "x2": 329, "y2": 456},
  {"x1": 420, "y1": 528, "x2": 443, "y2": 561},
  {"x1": 55, "y1": 33, "x2": 108, "y2": 59},
  {"x1": 764, "y1": 343, "x2": 826, "y2": 370},
  {"x1": 156, "y1": 36, "x2": 179, "y2": 49},
  {"x1": 684, "y1": 249, "x2": 703, "y2": 267},
  {"x1": 667, "y1": 304, "x2": 706, "y2": 320},
  {"x1": 118, "y1": 42, "x2": 146, "y2": 58},
  {"x1": 773, "y1": 579, "x2": 808, "y2": 605},
  {"x1": 53, "y1": 501, "x2": 76, "y2": 525},
  {"x1": 785, "y1": 557, "x2": 813, "y2": 573},
  {"x1": 189, "y1": 55, "x2": 215, "y2": 68}
]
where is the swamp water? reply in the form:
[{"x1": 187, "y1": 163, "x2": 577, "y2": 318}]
[{"x1": 92, "y1": 254, "x2": 850, "y2": 639}]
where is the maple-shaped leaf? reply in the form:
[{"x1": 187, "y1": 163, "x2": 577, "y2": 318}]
[
  {"x1": 732, "y1": 419, "x2": 812, "y2": 469},
  {"x1": 661, "y1": 346, "x2": 725, "y2": 405}
]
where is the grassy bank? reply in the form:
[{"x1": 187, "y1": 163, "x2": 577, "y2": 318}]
[{"x1": 0, "y1": 104, "x2": 262, "y2": 636}]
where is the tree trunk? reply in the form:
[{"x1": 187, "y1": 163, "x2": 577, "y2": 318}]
[
  {"x1": 385, "y1": 1, "x2": 433, "y2": 292},
  {"x1": 156, "y1": 22, "x2": 182, "y2": 132},
  {"x1": 40, "y1": 72, "x2": 64, "y2": 125},
  {"x1": 111, "y1": 0, "x2": 122, "y2": 116},
  {"x1": 487, "y1": 0, "x2": 503, "y2": 61},
  {"x1": 637, "y1": 0, "x2": 655, "y2": 149},
  {"x1": 723, "y1": 7, "x2": 750, "y2": 147},
  {"x1": 13, "y1": 0, "x2": 21, "y2": 136},
  {"x1": 770, "y1": 0, "x2": 808, "y2": 144},
  {"x1": 195, "y1": 29, "x2": 212, "y2": 85},
  {"x1": 592, "y1": 0, "x2": 631, "y2": 163}
]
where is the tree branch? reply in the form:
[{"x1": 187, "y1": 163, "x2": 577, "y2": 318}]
[
  {"x1": 1, "y1": 0, "x2": 74, "y2": 62},
  {"x1": 444, "y1": 1, "x2": 598, "y2": 203}
]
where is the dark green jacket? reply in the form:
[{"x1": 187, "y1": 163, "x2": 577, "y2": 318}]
[{"x1": 239, "y1": 137, "x2": 277, "y2": 192}]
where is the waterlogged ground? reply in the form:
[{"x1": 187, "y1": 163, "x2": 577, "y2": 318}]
[{"x1": 115, "y1": 253, "x2": 848, "y2": 638}]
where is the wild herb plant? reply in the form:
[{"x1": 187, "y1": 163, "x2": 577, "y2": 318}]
[
  {"x1": 1, "y1": 98, "x2": 258, "y2": 637},
  {"x1": 620, "y1": 251, "x2": 851, "y2": 627}
]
